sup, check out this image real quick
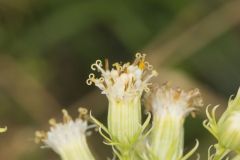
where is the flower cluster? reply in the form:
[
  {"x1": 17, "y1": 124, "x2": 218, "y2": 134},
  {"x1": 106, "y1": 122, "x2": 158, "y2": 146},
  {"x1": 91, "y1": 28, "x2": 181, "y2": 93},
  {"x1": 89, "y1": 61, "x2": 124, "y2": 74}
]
[{"x1": 33, "y1": 53, "x2": 240, "y2": 160}]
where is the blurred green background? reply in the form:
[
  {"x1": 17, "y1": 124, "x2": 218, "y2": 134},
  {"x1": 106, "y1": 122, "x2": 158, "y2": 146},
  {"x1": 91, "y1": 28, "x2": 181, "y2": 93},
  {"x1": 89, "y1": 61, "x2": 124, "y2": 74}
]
[{"x1": 0, "y1": 0, "x2": 239, "y2": 159}]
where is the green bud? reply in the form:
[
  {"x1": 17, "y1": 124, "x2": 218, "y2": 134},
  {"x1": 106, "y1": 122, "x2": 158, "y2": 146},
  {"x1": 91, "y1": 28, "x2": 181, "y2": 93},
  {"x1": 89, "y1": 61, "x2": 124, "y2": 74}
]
[
  {"x1": 217, "y1": 88, "x2": 240, "y2": 153},
  {"x1": 204, "y1": 88, "x2": 240, "y2": 154},
  {"x1": 218, "y1": 112, "x2": 240, "y2": 153}
]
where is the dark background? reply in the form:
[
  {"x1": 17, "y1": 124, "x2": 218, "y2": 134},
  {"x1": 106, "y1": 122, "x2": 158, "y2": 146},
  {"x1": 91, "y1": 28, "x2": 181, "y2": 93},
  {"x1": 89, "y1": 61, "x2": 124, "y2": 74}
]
[{"x1": 0, "y1": 0, "x2": 239, "y2": 159}]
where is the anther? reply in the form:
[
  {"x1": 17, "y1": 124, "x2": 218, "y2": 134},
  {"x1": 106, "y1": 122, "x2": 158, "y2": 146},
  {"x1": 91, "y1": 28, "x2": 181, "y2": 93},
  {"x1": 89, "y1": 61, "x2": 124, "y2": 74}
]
[
  {"x1": 62, "y1": 109, "x2": 72, "y2": 123},
  {"x1": 49, "y1": 118, "x2": 57, "y2": 127},
  {"x1": 79, "y1": 107, "x2": 88, "y2": 119}
]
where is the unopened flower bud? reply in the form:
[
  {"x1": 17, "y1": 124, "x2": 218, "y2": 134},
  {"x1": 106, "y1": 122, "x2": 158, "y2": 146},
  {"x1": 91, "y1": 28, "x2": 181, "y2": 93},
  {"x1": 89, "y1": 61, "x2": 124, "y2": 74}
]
[
  {"x1": 204, "y1": 88, "x2": 240, "y2": 154},
  {"x1": 218, "y1": 88, "x2": 240, "y2": 153},
  {"x1": 218, "y1": 112, "x2": 240, "y2": 152}
]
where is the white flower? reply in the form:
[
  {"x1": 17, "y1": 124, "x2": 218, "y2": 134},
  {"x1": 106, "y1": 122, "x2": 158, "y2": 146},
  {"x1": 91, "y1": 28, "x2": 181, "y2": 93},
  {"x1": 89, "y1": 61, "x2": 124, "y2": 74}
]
[
  {"x1": 86, "y1": 53, "x2": 158, "y2": 101},
  {"x1": 145, "y1": 83, "x2": 203, "y2": 160},
  {"x1": 147, "y1": 83, "x2": 203, "y2": 118},
  {"x1": 87, "y1": 53, "x2": 157, "y2": 157},
  {"x1": 35, "y1": 108, "x2": 95, "y2": 160}
]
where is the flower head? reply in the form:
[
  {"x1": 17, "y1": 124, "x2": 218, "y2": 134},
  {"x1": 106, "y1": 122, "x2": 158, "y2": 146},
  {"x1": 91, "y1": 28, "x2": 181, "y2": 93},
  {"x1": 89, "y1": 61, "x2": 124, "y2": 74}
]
[
  {"x1": 146, "y1": 83, "x2": 203, "y2": 118},
  {"x1": 87, "y1": 53, "x2": 157, "y2": 156},
  {"x1": 145, "y1": 83, "x2": 202, "y2": 160},
  {"x1": 86, "y1": 53, "x2": 158, "y2": 101},
  {"x1": 35, "y1": 108, "x2": 95, "y2": 160}
]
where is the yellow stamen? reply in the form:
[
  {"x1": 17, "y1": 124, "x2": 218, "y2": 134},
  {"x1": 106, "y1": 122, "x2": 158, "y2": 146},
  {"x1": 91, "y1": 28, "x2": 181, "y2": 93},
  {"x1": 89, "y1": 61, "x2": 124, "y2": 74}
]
[
  {"x1": 49, "y1": 118, "x2": 57, "y2": 127},
  {"x1": 62, "y1": 109, "x2": 72, "y2": 123},
  {"x1": 79, "y1": 107, "x2": 88, "y2": 119},
  {"x1": 138, "y1": 60, "x2": 145, "y2": 70},
  {"x1": 35, "y1": 130, "x2": 47, "y2": 143}
]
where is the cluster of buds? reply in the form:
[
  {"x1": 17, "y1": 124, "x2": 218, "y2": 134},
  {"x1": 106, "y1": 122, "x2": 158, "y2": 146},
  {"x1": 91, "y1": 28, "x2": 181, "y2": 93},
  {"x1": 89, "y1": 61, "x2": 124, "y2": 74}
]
[{"x1": 35, "y1": 108, "x2": 95, "y2": 160}]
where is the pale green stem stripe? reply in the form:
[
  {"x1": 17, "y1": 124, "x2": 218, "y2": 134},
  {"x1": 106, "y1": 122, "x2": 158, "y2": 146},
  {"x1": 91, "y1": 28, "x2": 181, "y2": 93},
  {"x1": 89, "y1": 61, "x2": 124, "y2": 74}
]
[
  {"x1": 59, "y1": 136, "x2": 95, "y2": 160},
  {"x1": 150, "y1": 115, "x2": 184, "y2": 160},
  {"x1": 108, "y1": 97, "x2": 141, "y2": 157}
]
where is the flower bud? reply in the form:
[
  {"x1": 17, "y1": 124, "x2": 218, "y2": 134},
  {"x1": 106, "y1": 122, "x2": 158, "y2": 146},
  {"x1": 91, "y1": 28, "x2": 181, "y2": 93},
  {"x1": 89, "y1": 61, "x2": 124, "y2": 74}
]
[
  {"x1": 218, "y1": 112, "x2": 240, "y2": 153},
  {"x1": 217, "y1": 88, "x2": 240, "y2": 153},
  {"x1": 204, "y1": 88, "x2": 240, "y2": 154},
  {"x1": 35, "y1": 108, "x2": 95, "y2": 160}
]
